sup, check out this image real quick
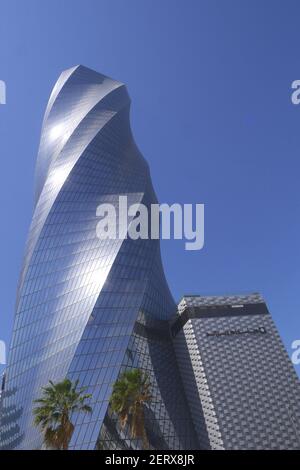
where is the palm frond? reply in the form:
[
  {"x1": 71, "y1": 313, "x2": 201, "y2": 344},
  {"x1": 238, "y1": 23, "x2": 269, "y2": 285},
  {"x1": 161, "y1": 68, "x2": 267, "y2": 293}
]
[
  {"x1": 33, "y1": 377, "x2": 92, "y2": 450},
  {"x1": 110, "y1": 368, "x2": 152, "y2": 449}
]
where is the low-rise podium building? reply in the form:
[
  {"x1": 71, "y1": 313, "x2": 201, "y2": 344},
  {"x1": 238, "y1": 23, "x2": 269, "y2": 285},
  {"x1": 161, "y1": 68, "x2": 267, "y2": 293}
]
[{"x1": 172, "y1": 293, "x2": 300, "y2": 449}]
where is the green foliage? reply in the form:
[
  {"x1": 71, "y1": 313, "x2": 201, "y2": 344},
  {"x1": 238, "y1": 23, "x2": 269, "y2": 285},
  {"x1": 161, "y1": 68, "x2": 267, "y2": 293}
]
[
  {"x1": 110, "y1": 368, "x2": 152, "y2": 449},
  {"x1": 33, "y1": 378, "x2": 92, "y2": 450}
]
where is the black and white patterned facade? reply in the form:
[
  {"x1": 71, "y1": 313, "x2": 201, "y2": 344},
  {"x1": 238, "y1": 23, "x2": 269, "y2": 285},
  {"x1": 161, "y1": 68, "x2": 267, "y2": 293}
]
[{"x1": 172, "y1": 293, "x2": 300, "y2": 449}]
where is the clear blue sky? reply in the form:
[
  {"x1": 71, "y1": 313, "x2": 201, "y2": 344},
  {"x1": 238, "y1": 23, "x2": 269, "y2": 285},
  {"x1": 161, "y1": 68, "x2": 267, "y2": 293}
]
[{"x1": 0, "y1": 0, "x2": 299, "y2": 377}]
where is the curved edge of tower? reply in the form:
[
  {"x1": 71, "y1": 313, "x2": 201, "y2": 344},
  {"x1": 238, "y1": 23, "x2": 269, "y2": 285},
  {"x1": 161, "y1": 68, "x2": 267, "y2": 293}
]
[{"x1": 0, "y1": 65, "x2": 199, "y2": 450}]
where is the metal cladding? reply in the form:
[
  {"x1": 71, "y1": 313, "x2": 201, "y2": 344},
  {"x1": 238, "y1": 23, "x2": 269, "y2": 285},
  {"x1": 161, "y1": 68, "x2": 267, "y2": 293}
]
[
  {"x1": 0, "y1": 66, "x2": 197, "y2": 450},
  {"x1": 173, "y1": 294, "x2": 300, "y2": 449}
]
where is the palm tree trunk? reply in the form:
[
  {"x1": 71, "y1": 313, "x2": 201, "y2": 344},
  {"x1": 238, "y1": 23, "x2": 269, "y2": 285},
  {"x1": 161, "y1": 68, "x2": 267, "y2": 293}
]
[
  {"x1": 142, "y1": 428, "x2": 149, "y2": 450},
  {"x1": 61, "y1": 412, "x2": 73, "y2": 450}
]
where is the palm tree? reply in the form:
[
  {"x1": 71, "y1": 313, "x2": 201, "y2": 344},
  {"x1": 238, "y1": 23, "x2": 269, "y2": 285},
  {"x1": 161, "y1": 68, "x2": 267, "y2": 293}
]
[
  {"x1": 33, "y1": 378, "x2": 92, "y2": 450},
  {"x1": 110, "y1": 368, "x2": 152, "y2": 449}
]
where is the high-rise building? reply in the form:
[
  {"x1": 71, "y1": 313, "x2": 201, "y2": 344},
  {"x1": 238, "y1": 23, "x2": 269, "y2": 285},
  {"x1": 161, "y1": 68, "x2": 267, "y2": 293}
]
[
  {"x1": 172, "y1": 293, "x2": 300, "y2": 449},
  {"x1": 1, "y1": 66, "x2": 299, "y2": 451},
  {"x1": 0, "y1": 66, "x2": 198, "y2": 450}
]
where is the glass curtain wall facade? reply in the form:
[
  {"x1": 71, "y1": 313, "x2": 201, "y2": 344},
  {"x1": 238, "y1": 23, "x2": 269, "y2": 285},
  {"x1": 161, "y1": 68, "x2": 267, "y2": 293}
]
[{"x1": 0, "y1": 66, "x2": 198, "y2": 450}]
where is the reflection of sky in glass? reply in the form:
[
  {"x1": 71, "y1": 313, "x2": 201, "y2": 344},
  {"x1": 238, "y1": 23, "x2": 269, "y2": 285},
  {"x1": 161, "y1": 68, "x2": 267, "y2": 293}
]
[{"x1": 0, "y1": 65, "x2": 192, "y2": 451}]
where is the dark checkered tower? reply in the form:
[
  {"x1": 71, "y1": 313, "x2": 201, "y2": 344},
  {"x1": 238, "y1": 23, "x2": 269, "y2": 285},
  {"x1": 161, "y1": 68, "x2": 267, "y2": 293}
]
[{"x1": 172, "y1": 293, "x2": 300, "y2": 449}]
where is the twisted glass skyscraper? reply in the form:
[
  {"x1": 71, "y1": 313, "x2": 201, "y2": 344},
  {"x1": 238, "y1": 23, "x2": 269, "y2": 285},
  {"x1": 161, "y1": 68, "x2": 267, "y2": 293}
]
[{"x1": 0, "y1": 66, "x2": 197, "y2": 450}]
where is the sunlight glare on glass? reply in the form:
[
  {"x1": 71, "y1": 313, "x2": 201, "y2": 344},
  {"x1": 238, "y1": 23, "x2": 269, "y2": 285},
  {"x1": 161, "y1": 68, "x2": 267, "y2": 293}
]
[
  {"x1": 50, "y1": 166, "x2": 69, "y2": 187},
  {"x1": 89, "y1": 269, "x2": 108, "y2": 293},
  {"x1": 49, "y1": 123, "x2": 64, "y2": 141}
]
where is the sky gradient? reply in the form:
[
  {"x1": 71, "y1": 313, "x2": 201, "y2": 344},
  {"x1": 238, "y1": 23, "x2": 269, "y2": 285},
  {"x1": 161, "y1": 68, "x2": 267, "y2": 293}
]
[{"x1": 0, "y1": 0, "x2": 299, "y2": 376}]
